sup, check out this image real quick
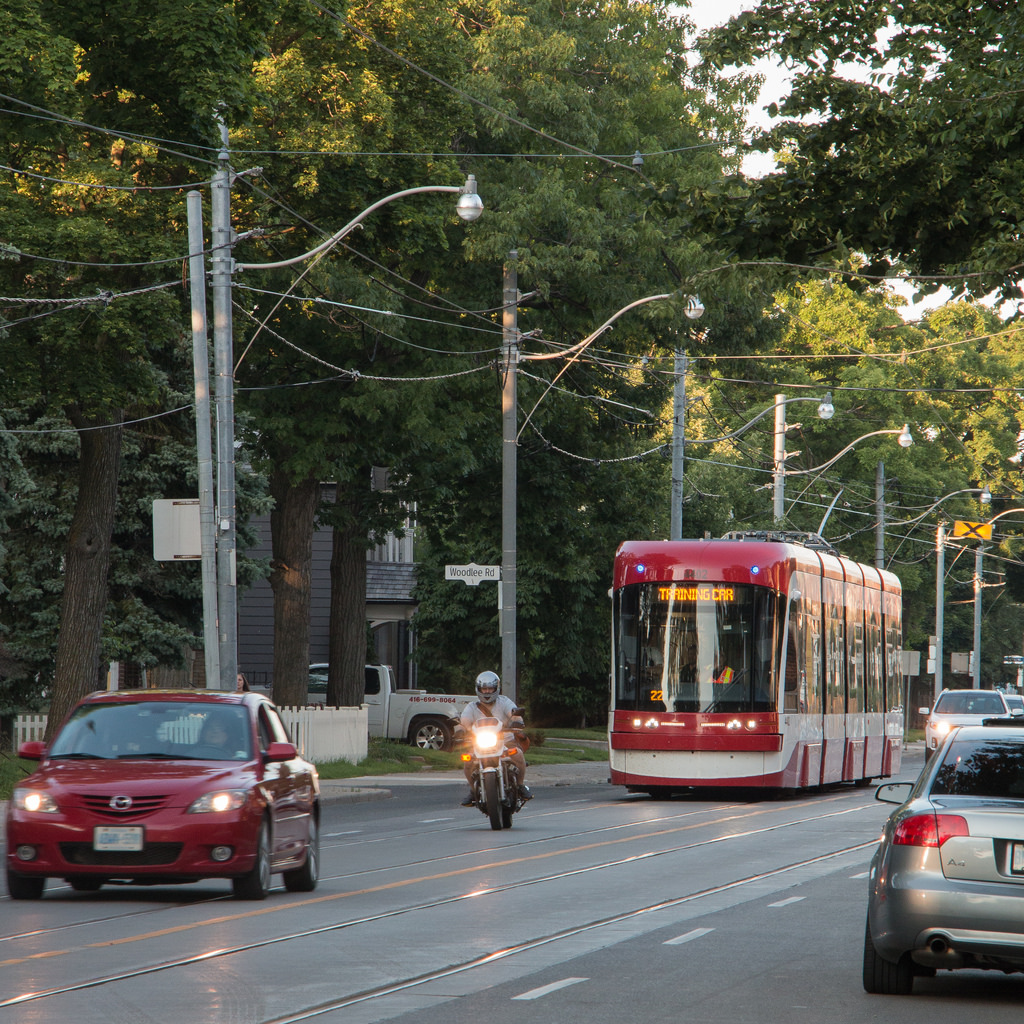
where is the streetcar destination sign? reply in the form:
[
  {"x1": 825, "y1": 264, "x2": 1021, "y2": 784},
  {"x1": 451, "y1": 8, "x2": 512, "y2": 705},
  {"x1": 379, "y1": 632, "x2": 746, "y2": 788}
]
[{"x1": 445, "y1": 563, "x2": 500, "y2": 585}]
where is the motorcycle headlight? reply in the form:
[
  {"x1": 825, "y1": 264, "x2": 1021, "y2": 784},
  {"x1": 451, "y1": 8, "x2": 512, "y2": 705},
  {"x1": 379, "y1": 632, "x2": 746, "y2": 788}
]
[
  {"x1": 187, "y1": 790, "x2": 248, "y2": 814},
  {"x1": 475, "y1": 729, "x2": 500, "y2": 751},
  {"x1": 14, "y1": 789, "x2": 59, "y2": 813}
]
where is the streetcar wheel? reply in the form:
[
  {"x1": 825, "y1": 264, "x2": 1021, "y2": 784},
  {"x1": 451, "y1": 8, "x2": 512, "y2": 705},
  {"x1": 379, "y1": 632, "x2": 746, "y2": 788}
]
[
  {"x1": 6, "y1": 867, "x2": 45, "y2": 900},
  {"x1": 483, "y1": 773, "x2": 503, "y2": 830},
  {"x1": 411, "y1": 718, "x2": 453, "y2": 752},
  {"x1": 233, "y1": 819, "x2": 272, "y2": 900},
  {"x1": 283, "y1": 816, "x2": 319, "y2": 893},
  {"x1": 863, "y1": 918, "x2": 914, "y2": 994}
]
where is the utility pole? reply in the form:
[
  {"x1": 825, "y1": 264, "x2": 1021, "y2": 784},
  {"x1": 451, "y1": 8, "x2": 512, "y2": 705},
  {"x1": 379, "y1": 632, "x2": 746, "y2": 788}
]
[
  {"x1": 670, "y1": 351, "x2": 687, "y2": 541},
  {"x1": 875, "y1": 461, "x2": 885, "y2": 568},
  {"x1": 973, "y1": 543, "x2": 984, "y2": 689},
  {"x1": 934, "y1": 523, "x2": 945, "y2": 701},
  {"x1": 501, "y1": 252, "x2": 518, "y2": 704},
  {"x1": 210, "y1": 118, "x2": 238, "y2": 690},
  {"x1": 773, "y1": 394, "x2": 786, "y2": 523},
  {"x1": 186, "y1": 191, "x2": 221, "y2": 690}
]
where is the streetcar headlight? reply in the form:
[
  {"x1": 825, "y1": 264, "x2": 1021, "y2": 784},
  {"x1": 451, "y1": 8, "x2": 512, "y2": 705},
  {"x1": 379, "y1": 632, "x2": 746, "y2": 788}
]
[{"x1": 727, "y1": 719, "x2": 742, "y2": 730}]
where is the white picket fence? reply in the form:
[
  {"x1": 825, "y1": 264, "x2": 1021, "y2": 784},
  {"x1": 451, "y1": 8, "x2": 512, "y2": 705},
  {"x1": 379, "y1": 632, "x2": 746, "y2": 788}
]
[{"x1": 12, "y1": 706, "x2": 368, "y2": 765}]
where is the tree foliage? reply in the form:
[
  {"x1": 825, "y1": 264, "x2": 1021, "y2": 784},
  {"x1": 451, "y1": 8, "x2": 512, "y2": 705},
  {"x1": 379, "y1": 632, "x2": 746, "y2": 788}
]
[{"x1": 698, "y1": 1, "x2": 1024, "y2": 305}]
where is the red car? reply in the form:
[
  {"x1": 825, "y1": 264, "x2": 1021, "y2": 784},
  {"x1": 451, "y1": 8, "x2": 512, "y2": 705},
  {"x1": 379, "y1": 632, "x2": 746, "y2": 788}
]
[{"x1": 6, "y1": 690, "x2": 320, "y2": 900}]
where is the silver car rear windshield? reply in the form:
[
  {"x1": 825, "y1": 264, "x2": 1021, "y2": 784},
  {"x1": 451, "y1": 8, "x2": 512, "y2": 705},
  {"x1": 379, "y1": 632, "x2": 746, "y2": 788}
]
[{"x1": 932, "y1": 737, "x2": 1024, "y2": 798}]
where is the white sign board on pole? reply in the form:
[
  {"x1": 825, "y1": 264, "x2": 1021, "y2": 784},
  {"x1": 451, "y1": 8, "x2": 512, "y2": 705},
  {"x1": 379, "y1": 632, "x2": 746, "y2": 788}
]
[
  {"x1": 445, "y1": 563, "x2": 500, "y2": 586},
  {"x1": 152, "y1": 499, "x2": 201, "y2": 560}
]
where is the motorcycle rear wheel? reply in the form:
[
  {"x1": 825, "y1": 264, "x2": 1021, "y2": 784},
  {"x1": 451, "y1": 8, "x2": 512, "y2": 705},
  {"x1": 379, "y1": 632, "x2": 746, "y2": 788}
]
[{"x1": 483, "y1": 773, "x2": 503, "y2": 830}]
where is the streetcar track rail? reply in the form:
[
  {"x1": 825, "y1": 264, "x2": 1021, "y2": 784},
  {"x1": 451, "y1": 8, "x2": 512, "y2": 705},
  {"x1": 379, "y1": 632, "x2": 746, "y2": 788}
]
[
  {"x1": 1, "y1": 838, "x2": 877, "y2": 1014},
  {"x1": 0, "y1": 793, "x2": 865, "y2": 947},
  {"x1": 0, "y1": 804, "x2": 879, "y2": 1008}
]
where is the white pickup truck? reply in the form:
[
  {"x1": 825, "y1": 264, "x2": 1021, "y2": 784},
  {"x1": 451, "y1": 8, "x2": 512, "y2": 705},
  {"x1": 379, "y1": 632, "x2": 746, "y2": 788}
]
[{"x1": 308, "y1": 664, "x2": 474, "y2": 751}]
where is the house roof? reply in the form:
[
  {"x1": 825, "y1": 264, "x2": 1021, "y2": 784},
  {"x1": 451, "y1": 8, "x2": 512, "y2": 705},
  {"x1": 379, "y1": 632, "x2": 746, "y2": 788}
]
[{"x1": 367, "y1": 562, "x2": 417, "y2": 604}]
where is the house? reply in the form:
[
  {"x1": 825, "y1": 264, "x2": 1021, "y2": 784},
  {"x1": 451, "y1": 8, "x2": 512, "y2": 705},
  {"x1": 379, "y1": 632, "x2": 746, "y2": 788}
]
[{"x1": 237, "y1": 484, "x2": 419, "y2": 689}]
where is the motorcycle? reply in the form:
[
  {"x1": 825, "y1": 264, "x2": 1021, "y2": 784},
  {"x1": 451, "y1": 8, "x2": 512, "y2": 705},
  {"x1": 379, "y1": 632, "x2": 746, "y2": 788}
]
[{"x1": 459, "y1": 716, "x2": 528, "y2": 830}]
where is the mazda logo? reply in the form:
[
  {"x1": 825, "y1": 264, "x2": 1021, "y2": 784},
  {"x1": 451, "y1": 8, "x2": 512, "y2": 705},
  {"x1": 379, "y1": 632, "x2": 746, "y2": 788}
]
[{"x1": 110, "y1": 795, "x2": 133, "y2": 810}]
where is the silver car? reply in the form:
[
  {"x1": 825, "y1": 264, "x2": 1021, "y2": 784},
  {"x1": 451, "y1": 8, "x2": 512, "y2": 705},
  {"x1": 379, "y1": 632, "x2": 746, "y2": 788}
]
[
  {"x1": 919, "y1": 688, "x2": 1014, "y2": 761},
  {"x1": 864, "y1": 720, "x2": 1024, "y2": 994}
]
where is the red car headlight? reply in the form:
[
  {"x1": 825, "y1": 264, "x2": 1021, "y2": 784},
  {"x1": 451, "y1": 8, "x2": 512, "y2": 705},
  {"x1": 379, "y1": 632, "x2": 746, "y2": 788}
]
[
  {"x1": 187, "y1": 790, "x2": 248, "y2": 814},
  {"x1": 14, "y1": 788, "x2": 60, "y2": 813}
]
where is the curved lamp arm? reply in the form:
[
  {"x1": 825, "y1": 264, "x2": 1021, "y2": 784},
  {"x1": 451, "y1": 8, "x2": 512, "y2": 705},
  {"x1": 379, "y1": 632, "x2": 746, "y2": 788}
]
[
  {"x1": 516, "y1": 291, "x2": 681, "y2": 439},
  {"x1": 784, "y1": 425, "x2": 912, "y2": 478},
  {"x1": 235, "y1": 175, "x2": 482, "y2": 272},
  {"x1": 884, "y1": 485, "x2": 992, "y2": 566},
  {"x1": 683, "y1": 395, "x2": 831, "y2": 446}
]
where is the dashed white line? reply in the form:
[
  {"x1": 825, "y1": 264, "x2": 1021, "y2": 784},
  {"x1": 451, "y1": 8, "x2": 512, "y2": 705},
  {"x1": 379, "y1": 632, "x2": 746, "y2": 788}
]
[
  {"x1": 664, "y1": 927, "x2": 715, "y2": 945},
  {"x1": 768, "y1": 896, "x2": 805, "y2": 908},
  {"x1": 513, "y1": 978, "x2": 588, "y2": 1001}
]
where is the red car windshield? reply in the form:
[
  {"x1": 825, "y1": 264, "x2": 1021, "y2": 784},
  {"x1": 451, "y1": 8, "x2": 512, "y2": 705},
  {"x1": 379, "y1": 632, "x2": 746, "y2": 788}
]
[{"x1": 48, "y1": 702, "x2": 253, "y2": 762}]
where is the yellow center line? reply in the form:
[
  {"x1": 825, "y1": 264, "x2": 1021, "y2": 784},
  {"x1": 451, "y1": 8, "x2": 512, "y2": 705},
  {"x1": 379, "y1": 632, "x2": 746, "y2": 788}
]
[{"x1": 2, "y1": 796, "x2": 866, "y2": 969}]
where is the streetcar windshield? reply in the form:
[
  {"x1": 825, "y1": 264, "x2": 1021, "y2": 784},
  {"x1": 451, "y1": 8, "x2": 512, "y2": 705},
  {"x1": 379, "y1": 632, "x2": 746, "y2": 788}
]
[{"x1": 613, "y1": 582, "x2": 778, "y2": 713}]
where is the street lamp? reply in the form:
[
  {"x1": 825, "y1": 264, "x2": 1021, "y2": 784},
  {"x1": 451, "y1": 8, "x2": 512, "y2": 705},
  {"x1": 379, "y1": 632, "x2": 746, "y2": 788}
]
[
  {"x1": 968, "y1": 504, "x2": 1022, "y2": 690},
  {"x1": 499, "y1": 288, "x2": 694, "y2": 700},
  {"x1": 763, "y1": 421, "x2": 912, "y2": 537},
  {"x1": 188, "y1": 160, "x2": 483, "y2": 690},
  {"x1": 669, "y1": 297, "x2": 707, "y2": 540},
  {"x1": 889, "y1": 486, "x2": 994, "y2": 699}
]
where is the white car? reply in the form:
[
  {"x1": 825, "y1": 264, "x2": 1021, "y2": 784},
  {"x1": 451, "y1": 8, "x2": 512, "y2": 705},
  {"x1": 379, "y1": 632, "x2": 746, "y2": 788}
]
[{"x1": 919, "y1": 689, "x2": 1017, "y2": 761}]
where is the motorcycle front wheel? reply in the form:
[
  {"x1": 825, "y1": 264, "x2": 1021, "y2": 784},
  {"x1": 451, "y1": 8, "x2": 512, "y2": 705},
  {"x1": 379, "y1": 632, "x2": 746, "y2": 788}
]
[{"x1": 483, "y1": 772, "x2": 503, "y2": 830}]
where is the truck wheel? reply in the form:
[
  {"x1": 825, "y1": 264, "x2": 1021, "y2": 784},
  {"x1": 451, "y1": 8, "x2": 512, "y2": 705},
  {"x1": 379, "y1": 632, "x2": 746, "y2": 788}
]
[{"x1": 411, "y1": 718, "x2": 452, "y2": 752}]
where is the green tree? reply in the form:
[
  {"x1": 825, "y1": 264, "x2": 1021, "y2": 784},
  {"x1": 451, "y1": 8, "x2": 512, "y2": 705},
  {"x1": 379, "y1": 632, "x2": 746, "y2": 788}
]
[
  {"x1": 0, "y1": 0, "x2": 278, "y2": 733},
  {"x1": 698, "y1": 1, "x2": 1024, "y2": 306}
]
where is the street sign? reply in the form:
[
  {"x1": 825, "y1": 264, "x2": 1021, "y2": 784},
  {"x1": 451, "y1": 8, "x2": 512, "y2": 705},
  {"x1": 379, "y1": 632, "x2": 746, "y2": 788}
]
[
  {"x1": 445, "y1": 563, "x2": 500, "y2": 586},
  {"x1": 1004, "y1": 655, "x2": 1024, "y2": 666},
  {"x1": 152, "y1": 499, "x2": 200, "y2": 560},
  {"x1": 952, "y1": 520, "x2": 993, "y2": 540}
]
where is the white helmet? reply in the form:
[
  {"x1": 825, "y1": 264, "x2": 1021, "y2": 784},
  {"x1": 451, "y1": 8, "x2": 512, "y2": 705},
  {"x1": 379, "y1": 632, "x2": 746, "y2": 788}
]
[{"x1": 475, "y1": 670, "x2": 501, "y2": 704}]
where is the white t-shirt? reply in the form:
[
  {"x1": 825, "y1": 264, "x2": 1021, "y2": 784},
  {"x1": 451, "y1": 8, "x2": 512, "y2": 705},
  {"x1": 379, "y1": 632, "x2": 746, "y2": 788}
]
[{"x1": 460, "y1": 694, "x2": 519, "y2": 730}]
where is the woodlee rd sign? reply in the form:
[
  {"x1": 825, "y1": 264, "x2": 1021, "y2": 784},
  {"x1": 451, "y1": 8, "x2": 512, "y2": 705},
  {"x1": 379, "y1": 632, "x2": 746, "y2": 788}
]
[{"x1": 445, "y1": 563, "x2": 500, "y2": 585}]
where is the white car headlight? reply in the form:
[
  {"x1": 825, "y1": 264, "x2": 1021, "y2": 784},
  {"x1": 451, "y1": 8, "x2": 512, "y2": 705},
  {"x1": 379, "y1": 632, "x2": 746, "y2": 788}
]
[
  {"x1": 935, "y1": 720, "x2": 951, "y2": 736},
  {"x1": 187, "y1": 790, "x2": 248, "y2": 814},
  {"x1": 14, "y1": 789, "x2": 60, "y2": 813}
]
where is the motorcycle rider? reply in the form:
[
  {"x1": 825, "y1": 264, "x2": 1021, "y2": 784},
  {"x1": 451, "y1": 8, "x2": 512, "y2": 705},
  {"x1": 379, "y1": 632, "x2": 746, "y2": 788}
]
[{"x1": 456, "y1": 670, "x2": 531, "y2": 807}]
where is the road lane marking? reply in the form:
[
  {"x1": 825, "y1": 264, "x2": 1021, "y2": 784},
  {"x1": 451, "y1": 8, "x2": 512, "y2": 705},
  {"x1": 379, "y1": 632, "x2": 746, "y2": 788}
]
[
  {"x1": 767, "y1": 896, "x2": 805, "y2": 907},
  {"x1": 0, "y1": 803, "x2": 875, "y2": 970},
  {"x1": 664, "y1": 927, "x2": 714, "y2": 945},
  {"x1": 513, "y1": 977, "x2": 588, "y2": 1000}
]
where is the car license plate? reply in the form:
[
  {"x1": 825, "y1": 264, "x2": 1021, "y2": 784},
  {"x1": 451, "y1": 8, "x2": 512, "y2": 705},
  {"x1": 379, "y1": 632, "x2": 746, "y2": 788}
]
[
  {"x1": 93, "y1": 826, "x2": 144, "y2": 852},
  {"x1": 1013, "y1": 843, "x2": 1024, "y2": 875}
]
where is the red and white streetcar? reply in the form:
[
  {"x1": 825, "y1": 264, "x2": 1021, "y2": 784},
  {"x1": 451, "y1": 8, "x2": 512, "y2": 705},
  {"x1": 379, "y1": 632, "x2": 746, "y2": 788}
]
[{"x1": 609, "y1": 532, "x2": 904, "y2": 794}]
